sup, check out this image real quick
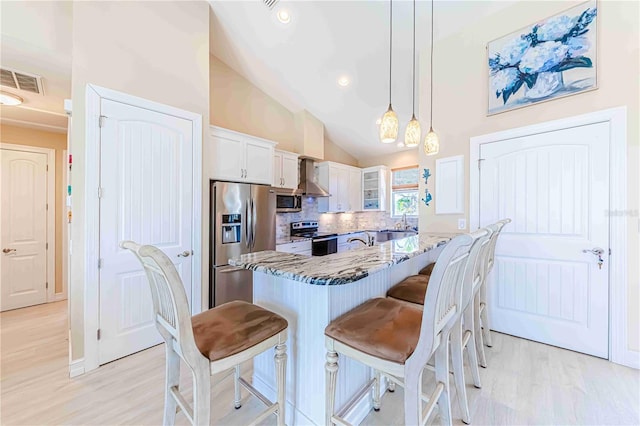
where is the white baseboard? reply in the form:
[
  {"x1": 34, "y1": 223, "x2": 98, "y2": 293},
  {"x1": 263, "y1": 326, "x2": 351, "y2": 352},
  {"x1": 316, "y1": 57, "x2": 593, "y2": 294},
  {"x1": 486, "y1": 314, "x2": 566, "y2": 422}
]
[
  {"x1": 69, "y1": 358, "x2": 85, "y2": 378},
  {"x1": 53, "y1": 293, "x2": 67, "y2": 302},
  {"x1": 615, "y1": 348, "x2": 640, "y2": 370}
]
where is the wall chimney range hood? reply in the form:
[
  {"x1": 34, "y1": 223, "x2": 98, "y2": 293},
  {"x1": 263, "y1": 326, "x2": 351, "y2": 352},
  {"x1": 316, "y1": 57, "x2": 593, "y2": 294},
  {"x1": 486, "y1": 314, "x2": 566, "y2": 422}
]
[{"x1": 298, "y1": 158, "x2": 330, "y2": 197}]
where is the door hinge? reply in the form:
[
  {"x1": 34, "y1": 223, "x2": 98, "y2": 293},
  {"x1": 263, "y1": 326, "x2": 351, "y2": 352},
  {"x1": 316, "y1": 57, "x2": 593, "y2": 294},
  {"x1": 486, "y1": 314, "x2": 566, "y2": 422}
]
[
  {"x1": 609, "y1": 248, "x2": 612, "y2": 256},
  {"x1": 98, "y1": 258, "x2": 103, "y2": 269},
  {"x1": 46, "y1": 164, "x2": 49, "y2": 172},
  {"x1": 46, "y1": 203, "x2": 49, "y2": 211},
  {"x1": 99, "y1": 115, "x2": 106, "y2": 128},
  {"x1": 46, "y1": 242, "x2": 48, "y2": 250},
  {"x1": 478, "y1": 158, "x2": 485, "y2": 169},
  {"x1": 98, "y1": 187, "x2": 104, "y2": 198},
  {"x1": 97, "y1": 329, "x2": 101, "y2": 340},
  {"x1": 46, "y1": 282, "x2": 49, "y2": 289}
]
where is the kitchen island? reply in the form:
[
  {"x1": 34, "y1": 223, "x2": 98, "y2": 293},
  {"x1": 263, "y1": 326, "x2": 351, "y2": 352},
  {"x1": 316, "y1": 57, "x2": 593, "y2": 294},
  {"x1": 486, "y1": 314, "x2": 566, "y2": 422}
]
[{"x1": 229, "y1": 234, "x2": 452, "y2": 425}]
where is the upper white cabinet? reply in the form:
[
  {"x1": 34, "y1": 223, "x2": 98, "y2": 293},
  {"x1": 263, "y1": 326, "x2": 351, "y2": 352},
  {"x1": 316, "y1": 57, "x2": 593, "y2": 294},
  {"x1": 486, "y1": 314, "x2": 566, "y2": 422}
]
[
  {"x1": 210, "y1": 126, "x2": 276, "y2": 185},
  {"x1": 273, "y1": 150, "x2": 299, "y2": 190},
  {"x1": 317, "y1": 161, "x2": 363, "y2": 213},
  {"x1": 362, "y1": 166, "x2": 389, "y2": 211}
]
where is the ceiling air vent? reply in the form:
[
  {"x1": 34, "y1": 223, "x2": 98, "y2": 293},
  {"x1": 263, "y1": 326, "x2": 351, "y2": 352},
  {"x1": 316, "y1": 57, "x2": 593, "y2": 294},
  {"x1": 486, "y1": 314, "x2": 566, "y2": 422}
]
[
  {"x1": 0, "y1": 68, "x2": 43, "y2": 95},
  {"x1": 263, "y1": 0, "x2": 279, "y2": 10}
]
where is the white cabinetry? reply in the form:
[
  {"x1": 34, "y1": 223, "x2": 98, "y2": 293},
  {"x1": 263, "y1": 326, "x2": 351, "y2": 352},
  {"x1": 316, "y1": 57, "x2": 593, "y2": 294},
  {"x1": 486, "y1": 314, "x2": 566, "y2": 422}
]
[
  {"x1": 317, "y1": 162, "x2": 363, "y2": 213},
  {"x1": 273, "y1": 150, "x2": 299, "y2": 190},
  {"x1": 210, "y1": 126, "x2": 276, "y2": 185},
  {"x1": 362, "y1": 166, "x2": 389, "y2": 211},
  {"x1": 276, "y1": 240, "x2": 312, "y2": 256}
]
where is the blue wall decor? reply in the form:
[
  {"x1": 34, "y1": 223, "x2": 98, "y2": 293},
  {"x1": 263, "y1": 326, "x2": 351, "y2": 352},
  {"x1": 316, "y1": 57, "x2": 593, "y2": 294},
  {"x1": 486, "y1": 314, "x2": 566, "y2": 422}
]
[
  {"x1": 422, "y1": 168, "x2": 431, "y2": 184},
  {"x1": 422, "y1": 189, "x2": 433, "y2": 206}
]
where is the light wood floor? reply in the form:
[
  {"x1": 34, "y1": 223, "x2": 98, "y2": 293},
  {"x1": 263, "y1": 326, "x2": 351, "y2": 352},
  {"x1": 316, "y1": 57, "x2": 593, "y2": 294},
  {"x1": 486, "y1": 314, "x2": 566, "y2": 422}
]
[{"x1": 1, "y1": 301, "x2": 638, "y2": 425}]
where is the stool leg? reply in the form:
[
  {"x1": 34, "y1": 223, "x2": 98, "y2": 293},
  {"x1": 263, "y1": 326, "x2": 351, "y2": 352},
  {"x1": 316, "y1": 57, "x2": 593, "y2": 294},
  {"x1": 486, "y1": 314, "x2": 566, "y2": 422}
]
[
  {"x1": 451, "y1": 319, "x2": 470, "y2": 425},
  {"x1": 474, "y1": 293, "x2": 487, "y2": 368},
  {"x1": 372, "y1": 370, "x2": 381, "y2": 411},
  {"x1": 435, "y1": 332, "x2": 453, "y2": 426},
  {"x1": 480, "y1": 302, "x2": 493, "y2": 347},
  {"x1": 233, "y1": 365, "x2": 242, "y2": 409},
  {"x1": 464, "y1": 306, "x2": 482, "y2": 389},
  {"x1": 325, "y1": 350, "x2": 339, "y2": 426},
  {"x1": 163, "y1": 344, "x2": 180, "y2": 426},
  {"x1": 388, "y1": 380, "x2": 396, "y2": 393},
  {"x1": 192, "y1": 367, "x2": 211, "y2": 426},
  {"x1": 275, "y1": 343, "x2": 287, "y2": 426}
]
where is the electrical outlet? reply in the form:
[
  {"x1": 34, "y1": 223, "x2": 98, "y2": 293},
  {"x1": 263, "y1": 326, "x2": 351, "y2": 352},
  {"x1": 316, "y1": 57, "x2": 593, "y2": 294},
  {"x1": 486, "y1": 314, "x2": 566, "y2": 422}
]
[{"x1": 458, "y1": 218, "x2": 466, "y2": 230}]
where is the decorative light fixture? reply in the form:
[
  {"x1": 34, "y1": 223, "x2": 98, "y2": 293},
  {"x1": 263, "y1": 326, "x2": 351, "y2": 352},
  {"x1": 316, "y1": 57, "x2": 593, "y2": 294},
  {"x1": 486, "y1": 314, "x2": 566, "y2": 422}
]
[
  {"x1": 379, "y1": 0, "x2": 398, "y2": 144},
  {"x1": 404, "y1": 0, "x2": 421, "y2": 148},
  {"x1": 337, "y1": 75, "x2": 350, "y2": 87},
  {"x1": 276, "y1": 8, "x2": 291, "y2": 24},
  {"x1": 0, "y1": 91, "x2": 23, "y2": 106},
  {"x1": 424, "y1": 0, "x2": 439, "y2": 156}
]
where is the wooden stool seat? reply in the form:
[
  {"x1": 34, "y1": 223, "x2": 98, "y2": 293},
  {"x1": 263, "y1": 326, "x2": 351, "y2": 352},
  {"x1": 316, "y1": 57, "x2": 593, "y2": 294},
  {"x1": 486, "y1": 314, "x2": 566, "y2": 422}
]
[
  {"x1": 418, "y1": 263, "x2": 435, "y2": 276},
  {"x1": 325, "y1": 298, "x2": 422, "y2": 364},
  {"x1": 192, "y1": 301, "x2": 288, "y2": 362},
  {"x1": 386, "y1": 275, "x2": 430, "y2": 305}
]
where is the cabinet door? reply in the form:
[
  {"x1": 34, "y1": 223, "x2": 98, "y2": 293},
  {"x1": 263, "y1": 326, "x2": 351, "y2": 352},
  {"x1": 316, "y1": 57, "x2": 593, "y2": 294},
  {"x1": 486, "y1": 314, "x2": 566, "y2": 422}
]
[
  {"x1": 348, "y1": 169, "x2": 362, "y2": 211},
  {"x1": 211, "y1": 135, "x2": 244, "y2": 181},
  {"x1": 336, "y1": 167, "x2": 350, "y2": 211},
  {"x1": 281, "y1": 153, "x2": 299, "y2": 190},
  {"x1": 245, "y1": 139, "x2": 273, "y2": 185},
  {"x1": 273, "y1": 151, "x2": 283, "y2": 187},
  {"x1": 328, "y1": 167, "x2": 341, "y2": 212}
]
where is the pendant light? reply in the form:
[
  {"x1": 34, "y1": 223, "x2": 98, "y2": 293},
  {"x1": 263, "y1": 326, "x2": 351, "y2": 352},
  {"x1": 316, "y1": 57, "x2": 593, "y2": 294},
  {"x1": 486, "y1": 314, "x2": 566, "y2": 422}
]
[
  {"x1": 424, "y1": 0, "x2": 439, "y2": 156},
  {"x1": 379, "y1": 0, "x2": 399, "y2": 144},
  {"x1": 404, "y1": 0, "x2": 420, "y2": 148}
]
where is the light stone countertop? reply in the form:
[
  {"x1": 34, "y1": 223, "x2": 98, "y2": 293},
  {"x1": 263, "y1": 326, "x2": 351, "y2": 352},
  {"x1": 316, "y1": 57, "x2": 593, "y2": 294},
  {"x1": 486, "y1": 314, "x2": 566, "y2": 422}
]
[{"x1": 230, "y1": 233, "x2": 453, "y2": 285}]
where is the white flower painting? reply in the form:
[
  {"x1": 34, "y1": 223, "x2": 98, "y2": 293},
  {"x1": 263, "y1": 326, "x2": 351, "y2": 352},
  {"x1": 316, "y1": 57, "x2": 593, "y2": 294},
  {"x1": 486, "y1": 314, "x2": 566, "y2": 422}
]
[{"x1": 488, "y1": 0, "x2": 597, "y2": 115}]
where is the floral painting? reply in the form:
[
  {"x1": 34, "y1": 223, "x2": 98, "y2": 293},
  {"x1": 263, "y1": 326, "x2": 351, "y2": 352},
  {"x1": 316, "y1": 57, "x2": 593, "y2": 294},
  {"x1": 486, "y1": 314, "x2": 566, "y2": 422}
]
[{"x1": 488, "y1": 1, "x2": 597, "y2": 115}]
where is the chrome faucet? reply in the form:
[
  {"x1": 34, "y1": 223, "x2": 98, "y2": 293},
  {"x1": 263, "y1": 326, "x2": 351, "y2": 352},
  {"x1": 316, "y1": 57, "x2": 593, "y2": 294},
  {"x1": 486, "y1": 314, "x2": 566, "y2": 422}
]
[
  {"x1": 395, "y1": 213, "x2": 411, "y2": 230},
  {"x1": 347, "y1": 231, "x2": 375, "y2": 247}
]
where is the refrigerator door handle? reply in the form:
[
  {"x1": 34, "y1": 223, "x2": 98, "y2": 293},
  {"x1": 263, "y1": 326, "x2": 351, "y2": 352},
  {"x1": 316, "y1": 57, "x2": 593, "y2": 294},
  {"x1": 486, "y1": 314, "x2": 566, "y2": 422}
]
[
  {"x1": 251, "y1": 197, "x2": 256, "y2": 249},
  {"x1": 245, "y1": 199, "x2": 251, "y2": 249}
]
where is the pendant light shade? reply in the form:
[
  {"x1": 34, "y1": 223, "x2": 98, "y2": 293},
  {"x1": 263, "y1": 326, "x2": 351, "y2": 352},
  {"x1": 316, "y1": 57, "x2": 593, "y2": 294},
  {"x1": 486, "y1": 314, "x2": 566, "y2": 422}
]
[
  {"x1": 379, "y1": 0, "x2": 398, "y2": 144},
  {"x1": 404, "y1": 115, "x2": 420, "y2": 147},
  {"x1": 424, "y1": 0, "x2": 440, "y2": 156},
  {"x1": 380, "y1": 104, "x2": 399, "y2": 144},
  {"x1": 424, "y1": 127, "x2": 440, "y2": 155},
  {"x1": 404, "y1": 0, "x2": 420, "y2": 148}
]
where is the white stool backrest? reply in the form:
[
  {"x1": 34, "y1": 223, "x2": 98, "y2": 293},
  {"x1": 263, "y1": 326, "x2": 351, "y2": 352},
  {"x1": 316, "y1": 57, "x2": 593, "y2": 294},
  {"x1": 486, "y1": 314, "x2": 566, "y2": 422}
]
[
  {"x1": 408, "y1": 231, "x2": 484, "y2": 368},
  {"x1": 461, "y1": 229, "x2": 492, "y2": 310},
  {"x1": 121, "y1": 241, "x2": 200, "y2": 361},
  {"x1": 486, "y1": 219, "x2": 511, "y2": 272}
]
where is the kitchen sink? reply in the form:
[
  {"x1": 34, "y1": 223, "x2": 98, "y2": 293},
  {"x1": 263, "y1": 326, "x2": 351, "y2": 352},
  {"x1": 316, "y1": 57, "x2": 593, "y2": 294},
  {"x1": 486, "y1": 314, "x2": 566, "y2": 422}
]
[{"x1": 374, "y1": 230, "x2": 418, "y2": 242}]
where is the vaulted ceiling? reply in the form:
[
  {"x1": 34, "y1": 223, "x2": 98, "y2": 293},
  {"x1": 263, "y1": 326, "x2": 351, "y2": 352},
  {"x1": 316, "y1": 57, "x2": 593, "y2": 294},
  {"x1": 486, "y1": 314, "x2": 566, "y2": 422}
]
[{"x1": 209, "y1": 0, "x2": 514, "y2": 159}]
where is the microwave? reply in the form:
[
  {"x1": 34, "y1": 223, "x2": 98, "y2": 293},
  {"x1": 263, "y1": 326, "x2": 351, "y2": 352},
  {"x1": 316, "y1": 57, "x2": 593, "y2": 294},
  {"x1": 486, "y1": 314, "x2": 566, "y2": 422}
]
[{"x1": 276, "y1": 194, "x2": 302, "y2": 212}]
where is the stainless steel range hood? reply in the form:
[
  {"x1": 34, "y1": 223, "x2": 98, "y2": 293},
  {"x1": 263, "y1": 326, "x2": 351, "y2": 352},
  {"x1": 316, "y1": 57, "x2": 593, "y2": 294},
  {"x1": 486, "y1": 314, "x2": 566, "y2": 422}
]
[{"x1": 298, "y1": 158, "x2": 330, "y2": 197}]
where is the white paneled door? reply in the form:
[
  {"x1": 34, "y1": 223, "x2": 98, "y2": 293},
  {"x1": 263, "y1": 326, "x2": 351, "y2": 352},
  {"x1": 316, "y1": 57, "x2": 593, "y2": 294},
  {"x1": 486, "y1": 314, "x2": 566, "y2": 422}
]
[
  {"x1": 1, "y1": 148, "x2": 48, "y2": 311},
  {"x1": 480, "y1": 122, "x2": 609, "y2": 358},
  {"x1": 98, "y1": 99, "x2": 193, "y2": 364}
]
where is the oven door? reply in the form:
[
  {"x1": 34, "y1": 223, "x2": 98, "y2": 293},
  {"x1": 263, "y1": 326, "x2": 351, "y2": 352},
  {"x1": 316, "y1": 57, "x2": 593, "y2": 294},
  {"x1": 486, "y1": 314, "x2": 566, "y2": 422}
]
[{"x1": 312, "y1": 236, "x2": 338, "y2": 256}]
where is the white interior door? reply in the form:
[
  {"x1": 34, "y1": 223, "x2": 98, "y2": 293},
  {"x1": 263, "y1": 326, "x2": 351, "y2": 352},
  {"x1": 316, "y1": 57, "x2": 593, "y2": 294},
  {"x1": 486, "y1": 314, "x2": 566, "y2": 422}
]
[
  {"x1": 1, "y1": 148, "x2": 48, "y2": 311},
  {"x1": 98, "y1": 99, "x2": 193, "y2": 364},
  {"x1": 479, "y1": 122, "x2": 609, "y2": 358}
]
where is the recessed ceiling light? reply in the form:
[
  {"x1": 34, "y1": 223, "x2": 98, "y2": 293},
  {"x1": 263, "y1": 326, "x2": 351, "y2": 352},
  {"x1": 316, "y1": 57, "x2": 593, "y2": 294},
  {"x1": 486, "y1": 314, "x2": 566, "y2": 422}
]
[
  {"x1": 337, "y1": 76, "x2": 350, "y2": 87},
  {"x1": 277, "y1": 9, "x2": 291, "y2": 24},
  {"x1": 397, "y1": 142, "x2": 405, "y2": 147},
  {"x1": 0, "y1": 91, "x2": 23, "y2": 106}
]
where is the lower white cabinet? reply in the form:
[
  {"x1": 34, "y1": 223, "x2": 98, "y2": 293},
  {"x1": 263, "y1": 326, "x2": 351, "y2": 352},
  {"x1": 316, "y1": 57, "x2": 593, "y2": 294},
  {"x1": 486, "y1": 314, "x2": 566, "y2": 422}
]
[
  {"x1": 317, "y1": 161, "x2": 363, "y2": 213},
  {"x1": 210, "y1": 126, "x2": 276, "y2": 185},
  {"x1": 276, "y1": 240, "x2": 312, "y2": 256}
]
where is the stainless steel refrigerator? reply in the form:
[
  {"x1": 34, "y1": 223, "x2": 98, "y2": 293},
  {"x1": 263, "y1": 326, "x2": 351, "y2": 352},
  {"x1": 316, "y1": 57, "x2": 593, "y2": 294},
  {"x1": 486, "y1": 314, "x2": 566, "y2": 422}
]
[{"x1": 210, "y1": 181, "x2": 275, "y2": 307}]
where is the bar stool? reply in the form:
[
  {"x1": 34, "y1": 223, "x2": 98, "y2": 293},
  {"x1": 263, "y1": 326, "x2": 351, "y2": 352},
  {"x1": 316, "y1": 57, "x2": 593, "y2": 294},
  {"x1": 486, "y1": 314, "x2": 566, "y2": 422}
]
[
  {"x1": 475, "y1": 219, "x2": 511, "y2": 366},
  {"x1": 324, "y1": 232, "x2": 484, "y2": 426},
  {"x1": 121, "y1": 241, "x2": 288, "y2": 426},
  {"x1": 385, "y1": 230, "x2": 491, "y2": 424}
]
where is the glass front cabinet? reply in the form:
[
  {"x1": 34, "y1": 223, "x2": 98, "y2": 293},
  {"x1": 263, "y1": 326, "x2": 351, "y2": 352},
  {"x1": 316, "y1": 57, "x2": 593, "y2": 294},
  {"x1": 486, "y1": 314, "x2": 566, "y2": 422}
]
[{"x1": 361, "y1": 166, "x2": 388, "y2": 211}]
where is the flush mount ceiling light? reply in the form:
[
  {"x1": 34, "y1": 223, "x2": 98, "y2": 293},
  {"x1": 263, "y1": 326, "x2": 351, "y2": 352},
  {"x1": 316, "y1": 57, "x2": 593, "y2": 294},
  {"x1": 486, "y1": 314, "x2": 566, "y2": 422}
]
[
  {"x1": 379, "y1": 0, "x2": 398, "y2": 144},
  {"x1": 397, "y1": 141, "x2": 405, "y2": 147},
  {"x1": 337, "y1": 75, "x2": 350, "y2": 87},
  {"x1": 404, "y1": 0, "x2": 421, "y2": 148},
  {"x1": 0, "y1": 91, "x2": 23, "y2": 106},
  {"x1": 276, "y1": 8, "x2": 291, "y2": 24},
  {"x1": 424, "y1": 0, "x2": 440, "y2": 156}
]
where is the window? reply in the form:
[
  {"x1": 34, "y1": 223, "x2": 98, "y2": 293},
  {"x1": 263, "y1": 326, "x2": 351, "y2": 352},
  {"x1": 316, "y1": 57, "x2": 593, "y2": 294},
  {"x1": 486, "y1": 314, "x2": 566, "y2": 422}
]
[{"x1": 391, "y1": 166, "x2": 419, "y2": 217}]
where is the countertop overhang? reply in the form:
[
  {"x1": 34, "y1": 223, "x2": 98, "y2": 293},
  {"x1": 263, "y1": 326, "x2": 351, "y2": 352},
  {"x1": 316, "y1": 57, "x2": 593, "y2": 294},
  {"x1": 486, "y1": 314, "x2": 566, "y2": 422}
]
[{"x1": 229, "y1": 233, "x2": 454, "y2": 285}]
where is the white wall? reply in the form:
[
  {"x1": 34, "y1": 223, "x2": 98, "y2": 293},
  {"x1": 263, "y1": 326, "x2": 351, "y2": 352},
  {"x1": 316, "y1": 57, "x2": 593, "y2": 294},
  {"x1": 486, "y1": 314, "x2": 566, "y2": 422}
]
[{"x1": 417, "y1": 0, "x2": 639, "y2": 353}]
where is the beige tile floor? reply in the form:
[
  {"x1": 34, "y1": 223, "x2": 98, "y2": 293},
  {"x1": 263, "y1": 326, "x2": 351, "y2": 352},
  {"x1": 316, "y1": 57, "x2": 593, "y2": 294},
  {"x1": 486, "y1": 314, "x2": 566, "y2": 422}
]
[{"x1": 1, "y1": 301, "x2": 638, "y2": 425}]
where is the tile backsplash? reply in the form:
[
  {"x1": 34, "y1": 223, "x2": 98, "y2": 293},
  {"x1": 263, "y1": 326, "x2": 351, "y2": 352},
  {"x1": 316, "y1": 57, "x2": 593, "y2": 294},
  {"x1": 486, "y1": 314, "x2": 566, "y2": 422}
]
[{"x1": 276, "y1": 197, "x2": 418, "y2": 239}]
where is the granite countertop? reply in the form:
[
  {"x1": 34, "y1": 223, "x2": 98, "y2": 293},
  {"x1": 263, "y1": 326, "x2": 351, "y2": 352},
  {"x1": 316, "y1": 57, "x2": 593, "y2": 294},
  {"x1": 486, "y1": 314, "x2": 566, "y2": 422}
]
[
  {"x1": 230, "y1": 233, "x2": 452, "y2": 285},
  {"x1": 275, "y1": 228, "x2": 419, "y2": 245},
  {"x1": 276, "y1": 236, "x2": 312, "y2": 245}
]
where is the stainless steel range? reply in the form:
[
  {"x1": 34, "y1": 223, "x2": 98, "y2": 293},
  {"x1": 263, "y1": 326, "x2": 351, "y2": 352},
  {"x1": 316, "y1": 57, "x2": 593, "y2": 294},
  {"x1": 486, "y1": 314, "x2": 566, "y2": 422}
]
[{"x1": 290, "y1": 221, "x2": 337, "y2": 256}]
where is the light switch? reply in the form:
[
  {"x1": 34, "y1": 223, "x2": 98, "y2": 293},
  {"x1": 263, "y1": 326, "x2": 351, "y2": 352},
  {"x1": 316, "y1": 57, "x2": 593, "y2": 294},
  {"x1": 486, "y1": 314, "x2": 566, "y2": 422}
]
[{"x1": 458, "y1": 218, "x2": 466, "y2": 230}]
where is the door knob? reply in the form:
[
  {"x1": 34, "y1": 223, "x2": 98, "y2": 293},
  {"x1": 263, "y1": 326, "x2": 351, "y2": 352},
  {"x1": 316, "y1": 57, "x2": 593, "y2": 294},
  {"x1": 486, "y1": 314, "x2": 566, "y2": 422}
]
[
  {"x1": 2, "y1": 248, "x2": 16, "y2": 254},
  {"x1": 177, "y1": 250, "x2": 192, "y2": 257},
  {"x1": 582, "y1": 247, "x2": 604, "y2": 256}
]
